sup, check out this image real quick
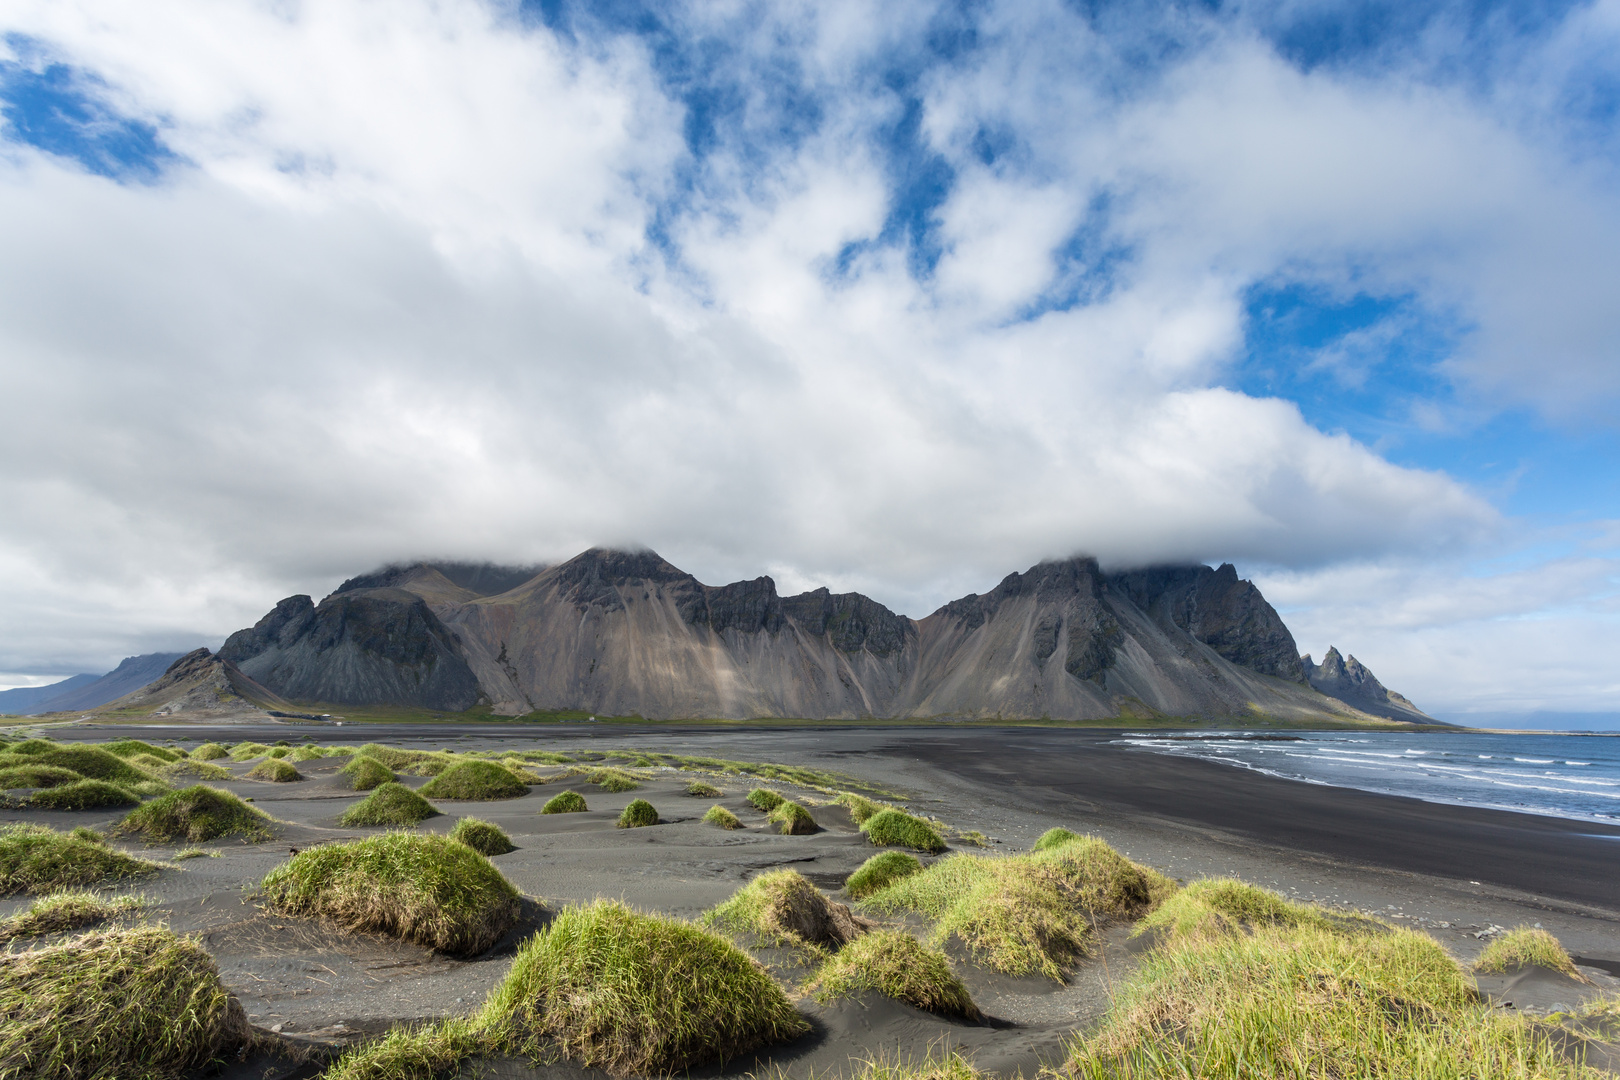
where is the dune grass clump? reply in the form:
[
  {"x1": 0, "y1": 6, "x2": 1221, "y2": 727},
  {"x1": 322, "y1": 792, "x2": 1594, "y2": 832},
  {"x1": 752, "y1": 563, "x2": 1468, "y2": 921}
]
[
  {"x1": 1134, "y1": 877, "x2": 1331, "y2": 943},
  {"x1": 846, "y1": 851, "x2": 923, "y2": 899},
  {"x1": 704, "y1": 804, "x2": 743, "y2": 829},
  {"x1": 161, "y1": 759, "x2": 233, "y2": 782},
  {"x1": 30, "y1": 747, "x2": 155, "y2": 787},
  {"x1": 355, "y1": 744, "x2": 460, "y2": 776},
  {"x1": 0, "y1": 763, "x2": 84, "y2": 789},
  {"x1": 862, "y1": 809, "x2": 947, "y2": 854},
  {"x1": 419, "y1": 760, "x2": 529, "y2": 801},
  {"x1": 29, "y1": 778, "x2": 141, "y2": 810},
  {"x1": 685, "y1": 780, "x2": 724, "y2": 797},
  {"x1": 0, "y1": 824, "x2": 158, "y2": 895},
  {"x1": 262, "y1": 832, "x2": 519, "y2": 956},
  {"x1": 835, "y1": 792, "x2": 885, "y2": 825},
  {"x1": 266, "y1": 747, "x2": 291, "y2": 759},
  {"x1": 0, "y1": 925, "x2": 248, "y2": 1080},
  {"x1": 483, "y1": 899, "x2": 809, "y2": 1075},
  {"x1": 117, "y1": 785, "x2": 274, "y2": 843},
  {"x1": 1474, "y1": 926, "x2": 1588, "y2": 980},
  {"x1": 707, "y1": 868, "x2": 868, "y2": 953},
  {"x1": 339, "y1": 782, "x2": 439, "y2": 827},
  {"x1": 320, "y1": 1017, "x2": 482, "y2": 1080},
  {"x1": 1033, "y1": 827, "x2": 1081, "y2": 851},
  {"x1": 0, "y1": 889, "x2": 139, "y2": 943},
  {"x1": 541, "y1": 789, "x2": 588, "y2": 814},
  {"x1": 770, "y1": 800, "x2": 817, "y2": 835},
  {"x1": 861, "y1": 837, "x2": 1172, "y2": 981},
  {"x1": 101, "y1": 739, "x2": 183, "y2": 763},
  {"x1": 1064, "y1": 918, "x2": 1583, "y2": 1080},
  {"x1": 747, "y1": 788, "x2": 786, "y2": 813},
  {"x1": 450, "y1": 817, "x2": 515, "y2": 857},
  {"x1": 340, "y1": 755, "x2": 395, "y2": 791},
  {"x1": 618, "y1": 799, "x2": 659, "y2": 828},
  {"x1": 0, "y1": 738, "x2": 58, "y2": 756},
  {"x1": 246, "y1": 758, "x2": 303, "y2": 782},
  {"x1": 189, "y1": 742, "x2": 230, "y2": 761},
  {"x1": 590, "y1": 767, "x2": 641, "y2": 793},
  {"x1": 229, "y1": 742, "x2": 273, "y2": 762},
  {"x1": 814, "y1": 929, "x2": 981, "y2": 1020},
  {"x1": 288, "y1": 744, "x2": 326, "y2": 762}
]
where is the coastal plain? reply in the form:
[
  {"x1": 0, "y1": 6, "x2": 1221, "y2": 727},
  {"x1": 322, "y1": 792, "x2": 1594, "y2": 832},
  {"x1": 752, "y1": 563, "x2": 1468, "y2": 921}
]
[{"x1": 4, "y1": 722, "x2": 1619, "y2": 1080}]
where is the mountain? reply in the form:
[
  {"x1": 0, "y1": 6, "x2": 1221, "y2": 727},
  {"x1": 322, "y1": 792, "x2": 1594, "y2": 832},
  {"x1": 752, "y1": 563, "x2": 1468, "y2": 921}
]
[
  {"x1": 0, "y1": 652, "x2": 189, "y2": 715},
  {"x1": 1302, "y1": 647, "x2": 1430, "y2": 722},
  {"x1": 0, "y1": 674, "x2": 99, "y2": 714},
  {"x1": 207, "y1": 550, "x2": 1431, "y2": 724},
  {"x1": 99, "y1": 648, "x2": 296, "y2": 717}
]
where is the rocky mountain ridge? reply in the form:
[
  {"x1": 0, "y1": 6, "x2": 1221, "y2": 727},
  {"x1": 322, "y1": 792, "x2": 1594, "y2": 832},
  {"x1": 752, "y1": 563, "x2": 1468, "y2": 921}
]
[
  {"x1": 1303, "y1": 646, "x2": 1430, "y2": 723},
  {"x1": 205, "y1": 548, "x2": 1430, "y2": 724}
]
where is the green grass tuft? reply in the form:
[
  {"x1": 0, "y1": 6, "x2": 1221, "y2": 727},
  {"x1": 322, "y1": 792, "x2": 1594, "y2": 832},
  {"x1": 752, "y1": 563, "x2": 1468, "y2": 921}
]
[
  {"x1": 117, "y1": 785, "x2": 274, "y2": 843},
  {"x1": 747, "y1": 788, "x2": 786, "y2": 812},
  {"x1": 0, "y1": 925, "x2": 248, "y2": 1080},
  {"x1": 160, "y1": 759, "x2": 234, "y2": 782},
  {"x1": 0, "y1": 763, "x2": 86, "y2": 790},
  {"x1": 1474, "y1": 926, "x2": 1587, "y2": 980},
  {"x1": 0, "y1": 824, "x2": 158, "y2": 895},
  {"x1": 245, "y1": 758, "x2": 303, "y2": 782},
  {"x1": 1033, "y1": 827, "x2": 1081, "y2": 851},
  {"x1": 354, "y1": 744, "x2": 461, "y2": 776},
  {"x1": 482, "y1": 898, "x2": 809, "y2": 1076},
  {"x1": 862, "y1": 809, "x2": 947, "y2": 854},
  {"x1": 288, "y1": 744, "x2": 325, "y2": 762},
  {"x1": 262, "y1": 832, "x2": 519, "y2": 956},
  {"x1": 28, "y1": 747, "x2": 156, "y2": 787},
  {"x1": 450, "y1": 817, "x2": 515, "y2": 856},
  {"x1": 540, "y1": 789, "x2": 588, "y2": 814},
  {"x1": 0, "y1": 738, "x2": 58, "y2": 756},
  {"x1": 0, "y1": 889, "x2": 139, "y2": 943},
  {"x1": 814, "y1": 929, "x2": 981, "y2": 1021},
  {"x1": 320, "y1": 1018, "x2": 482, "y2": 1080},
  {"x1": 341, "y1": 755, "x2": 396, "y2": 791},
  {"x1": 418, "y1": 760, "x2": 529, "y2": 801},
  {"x1": 189, "y1": 742, "x2": 230, "y2": 761},
  {"x1": 846, "y1": 851, "x2": 923, "y2": 899},
  {"x1": 1134, "y1": 877, "x2": 1330, "y2": 943},
  {"x1": 28, "y1": 779, "x2": 141, "y2": 810},
  {"x1": 228, "y1": 742, "x2": 273, "y2": 761},
  {"x1": 617, "y1": 799, "x2": 658, "y2": 828},
  {"x1": 100, "y1": 739, "x2": 183, "y2": 763},
  {"x1": 703, "y1": 804, "x2": 743, "y2": 829},
  {"x1": 589, "y1": 767, "x2": 641, "y2": 793},
  {"x1": 340, "y1": 782, "x2": 439, "y2": 827},
  {"x1": 266, "y1": 747, "x2": 291, "y2": 759},
  {"x1": 685, "y1": 780, "x2": 724, "y2": 797},
  {"x1": 835, "y1": 792, "x2": 885, "y2": 825},
  {"x1": 706, "y1": 868, "x2": 866, "y2": 952},
  {"x1": 769, "y1": 800, "x2": 817, "y2": 835}
]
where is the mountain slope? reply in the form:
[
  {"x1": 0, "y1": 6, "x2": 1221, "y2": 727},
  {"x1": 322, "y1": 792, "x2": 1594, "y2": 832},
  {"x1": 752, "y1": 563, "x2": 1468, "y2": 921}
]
[
  {"x1": 214, "y1": 548, "x2": 1428, "y2": 724},
  {"x1": 100, "y1": 648, "x2": 296, "y2": 717},
  {"x1": 1303, "y1": 647, "x2": 1430, "y2": 722},
  {"x1": 0, "y1": 674, "x2": 99, "y2": 715}
]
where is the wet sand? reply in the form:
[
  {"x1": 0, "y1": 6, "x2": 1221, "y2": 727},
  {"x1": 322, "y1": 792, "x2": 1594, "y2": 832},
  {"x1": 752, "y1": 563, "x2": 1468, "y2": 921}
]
[{"x1": 9, "y1": 721, "x2": 1619, "y2": 1079}]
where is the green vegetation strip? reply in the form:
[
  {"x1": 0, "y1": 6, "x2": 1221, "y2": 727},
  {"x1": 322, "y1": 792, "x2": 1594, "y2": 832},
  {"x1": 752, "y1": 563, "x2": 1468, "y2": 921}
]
[
  {"x1": 261, "y1": 832, "x2": 519, "y2": 956},
  {"x1": 0, "y1": 824, "x2": 158, "y2": 895},
  {"x1": 339, "y1": 782, "x2": 438, "y2": 826},
  {"x1": 0, "y1": 925, "x2": 248, "y2": 1080},
  {"x1": 117, "y1": 785, "x2": 273, "y2": 843}
]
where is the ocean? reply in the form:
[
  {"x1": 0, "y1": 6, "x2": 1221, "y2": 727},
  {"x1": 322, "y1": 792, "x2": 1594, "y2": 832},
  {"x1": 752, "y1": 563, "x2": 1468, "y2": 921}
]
[{"x1": 1118, "y1": 730, "x2": 1620, "y2": 825}]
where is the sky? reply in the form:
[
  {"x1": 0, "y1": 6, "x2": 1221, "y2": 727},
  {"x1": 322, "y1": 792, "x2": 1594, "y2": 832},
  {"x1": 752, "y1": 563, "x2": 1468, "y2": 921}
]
[{"x1": 0, "y1": 0, "x2": 1617, "y2": 728}]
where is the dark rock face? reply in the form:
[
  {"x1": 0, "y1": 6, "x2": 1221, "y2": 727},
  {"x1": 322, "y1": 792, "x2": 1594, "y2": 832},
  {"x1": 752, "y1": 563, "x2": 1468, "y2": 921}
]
[
  {"x1": 937, "y1": 558, "x2": 1124, "y2": 682},
  {"x1": 550, "y1": 548, "x2": 702, "y2": 614},
  {"x1": 1106, "y1": 563, "x2": 1305, "y2": 681},
  {"x1": 220, "y1": 590, "x2": 481, "y2": 710},
  {"x1": 781, "y1": 588, "x2": 914, "y2": 657},
  {"x1": 1303, "y1": 647, "x2": 1428, "y2": 721}
]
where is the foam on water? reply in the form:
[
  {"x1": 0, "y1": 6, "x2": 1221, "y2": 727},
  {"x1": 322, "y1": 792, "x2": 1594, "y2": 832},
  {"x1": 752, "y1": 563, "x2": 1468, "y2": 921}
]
[{"x1": 1117, "y1": 730, "x2": 1620, "y2": 824}]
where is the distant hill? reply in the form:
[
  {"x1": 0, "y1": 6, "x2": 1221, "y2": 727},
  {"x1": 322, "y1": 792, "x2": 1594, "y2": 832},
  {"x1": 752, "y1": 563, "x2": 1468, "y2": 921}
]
[
  {"x1": 0, "y1": 652, "x2": 187, "y2": 715},
  {"x1": 99, "y1": 648, "x2": 296, "y2": 718},
  {"x1": 209, "y1": 550, "x2": 1434, "y2": 724},
  {"x1": 1303, "y1": 647, "x2": 1431, "y2": 722}
]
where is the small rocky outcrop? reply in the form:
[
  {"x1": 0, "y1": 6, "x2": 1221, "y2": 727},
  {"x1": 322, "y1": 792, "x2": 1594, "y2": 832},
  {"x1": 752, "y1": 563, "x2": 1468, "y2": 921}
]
[{"x1": 1302, "y1": 647, "x2": 1429, "y2": 722}]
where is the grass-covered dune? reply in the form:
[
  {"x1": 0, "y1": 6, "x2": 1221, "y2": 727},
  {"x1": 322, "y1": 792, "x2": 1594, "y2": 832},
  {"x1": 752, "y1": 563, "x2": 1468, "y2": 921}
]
[
  {"x1": 845, "y1": 850, "x2": 923, "y2": 899},
  {"x1": 245, "y1": 758, "x2": 302, "y2": 783},
  {"x1": 708, "y1": 869, "x2": 869, "y2": 953},
  {"x1": 484, "y1": 899, "x2": 809, "y2": 1075},
  {"x1": 541, "y1": 789, "x2": 588, "y2": 814},
  {"x1": 814, "y1": 928, "x2": 982, "y2": 1021},
  {"x1": 340, "y1": 755, "x2": 395, "y2": 791},
  {"x1": 261, "y1": 832, "x2": 520, "y2": 956},
  {"x1": 618, "y1": 799, "x2": 658, "y2": 828},
  {"x1": 419, "y1": 760, "x2": 529, "y2": 801},
  {"x1": 116, "y1": 785, "x2": 273, "y2": 843},
  {"x1": 0, "y1": 824, "x2": 157, "y2": 895},
  {"x1": 450, "y1": 817, "x2": 515, "y2": 857},
  {"x1": 340, "y1": 782, "x2": 438, "y2": 826},
  {"x1": 0, "y1": 925, "x2": 248, "y2": 1080},
  {"x1": 862, "y1": 809, "x2": 947, "y2": 854},
  {"x1": 27, "y1": 778, "x2": 141, "y2": 810},
  {"x1": 0, "y1": 889, "x2": 139, "y2": 943}
]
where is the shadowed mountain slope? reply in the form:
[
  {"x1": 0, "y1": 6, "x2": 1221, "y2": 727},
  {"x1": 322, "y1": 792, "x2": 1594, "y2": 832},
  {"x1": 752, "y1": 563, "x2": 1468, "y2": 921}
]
[
  {"x1": 0, "y1": 652, "x2": 191, "y2": 716},
  {"x1": 211, "y1": 549, "x2": 1425, "y2": 724},
  {"x1": 101, "y1": 648, "x2": 296, "y2": 717},
  {"x1": 1303, "y1": 647, "x2": 1430, "y2": 722}
]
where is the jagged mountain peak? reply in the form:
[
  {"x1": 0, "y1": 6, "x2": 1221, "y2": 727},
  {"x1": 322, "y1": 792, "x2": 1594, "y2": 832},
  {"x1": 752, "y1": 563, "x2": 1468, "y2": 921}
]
[{"x1": 1302, "y1": 647, "x2": 1428, "y2": 722}]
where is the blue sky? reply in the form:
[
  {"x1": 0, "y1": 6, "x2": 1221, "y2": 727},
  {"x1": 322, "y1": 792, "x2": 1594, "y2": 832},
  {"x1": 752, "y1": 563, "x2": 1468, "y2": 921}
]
[{"x1": 0, "y1": 0, "x2": 1617, "y2": 725}]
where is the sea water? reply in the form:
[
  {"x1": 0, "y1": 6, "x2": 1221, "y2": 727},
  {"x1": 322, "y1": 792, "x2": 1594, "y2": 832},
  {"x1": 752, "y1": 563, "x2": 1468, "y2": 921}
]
[{"x1": 1118, "y1": 730, "x2": 1620, "y2": 825}]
